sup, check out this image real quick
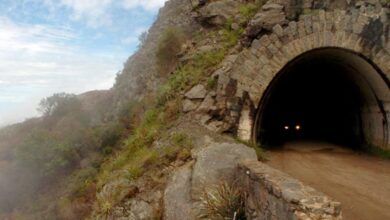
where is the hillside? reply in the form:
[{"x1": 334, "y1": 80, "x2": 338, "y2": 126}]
[{"x1": 1, "y1": 0, "x2": 390, "y2": 219}]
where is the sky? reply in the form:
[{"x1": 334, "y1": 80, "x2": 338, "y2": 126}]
[{"x1": 0, "y1": 0, "x2": 167, "y2": 127}]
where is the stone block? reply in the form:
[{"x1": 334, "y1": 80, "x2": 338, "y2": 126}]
[
  {"x1": 273, "y1": 24, "x2": 284, "y2": 37},
  {"x1": 258, "y1": 35, "x2": 271, "y2": 47}
]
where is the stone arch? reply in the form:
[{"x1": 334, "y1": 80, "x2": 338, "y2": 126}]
[
  {"x1": 215, "y1": 9, "x2": 390, "y2": 150},
  {"x1": 253, "y1": 47, "x2": 390, "y2": 148}
]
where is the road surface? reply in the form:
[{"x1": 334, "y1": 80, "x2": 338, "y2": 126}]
[{"x1": 266, "y1": 141, "x2": 390, "y2": 220}]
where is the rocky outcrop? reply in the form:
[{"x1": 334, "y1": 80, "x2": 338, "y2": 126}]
[
  {"x1": 194, "y1": 0, "x2": 241, "y2": 26},
  {"x1": 113, "y1": 0, "x2": 200, "y2": 110},
  {"x1": 163, "y1": 135, "x2": 257, "y2": 220},
  {"x1": 164, "y1": 162, "x2": 195, "y2": 220},
  {"x1": 183, "y1": 84, "x2": 207, "y2": 112},
  {"x1": 185, "y1": 84, "x2": 207, "y2": 99},
  {"x1": 190, "y1": 142, "x2": 257, "y2": 197},
  {"x1": 246, "y1": 3, "x2": 288, "y2": 38}
]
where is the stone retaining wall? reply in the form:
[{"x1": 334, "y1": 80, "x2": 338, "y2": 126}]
[{"x1": 238, "y1": 160, "x2": 342, "y2": 220}]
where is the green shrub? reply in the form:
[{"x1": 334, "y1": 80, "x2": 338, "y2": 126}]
[
  {"x1": 198, "y1": 181, "x2": 246, "y2": 220},
  {"x1": 15, "y1": 130, "x2": 79, "y2": 177},
  {"x1": 239, "y1": 1, "x2": 264, "y2": 22},
  {"x1": 100, "y1": 123, "x2": 124, "y2": 150},
  {"x1": 163, "y1": 133, "x2": 193, "y2": 160},
  {"x1": 70, "y1": 166, "x2": 98, "y2": 198},
  {"x1": 207, "y1": 77, "x2": 218, "y2": 90},
  {"x1": 96, "y1": 178, "x2": 132, "y2": 217},
  {"x1": 156, "y1": 27, "x2": 186, "y2": 75}
]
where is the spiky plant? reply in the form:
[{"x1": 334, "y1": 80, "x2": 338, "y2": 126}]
[{"x1": 198, "y1": 181, "x2": 246, "y2": 220}]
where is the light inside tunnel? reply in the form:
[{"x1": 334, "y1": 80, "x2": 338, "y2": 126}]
[{"x1": 254, "y1": 48, "x2": 390, "y2": 149}]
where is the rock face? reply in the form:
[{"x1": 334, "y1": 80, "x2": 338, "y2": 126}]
[
  {"x1": 164, "y1": 135, "x2": 257, "y2": 220},
  {"x1": 127, "y1": 200, "x2": 156, "y2": 220},
  {"x1": 164, "y1": 163, "x2": 195, "y2": 220},
  {"x1": 196, "y1": 0, "x2": 240, "y2": 26},
  {"x1": 113, "y1": 0, "x2": 200, "y2": 109},
  {"x1": 246, "y1": 3, "x2": 287, "y2": 38},
  {"x1": 185, "y1": 84, "x2": 207, "y2": 99},
  {"x1": 183, "y1": 84, "x2": 207, "y2": 112},
  {"x1": 183, "y1": 99, "x2": 200, "y2": 113}
]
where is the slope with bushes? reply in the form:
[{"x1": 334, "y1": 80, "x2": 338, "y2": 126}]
[{"x1": 0, "y1": 0, "x2": 265, "y2": 219}]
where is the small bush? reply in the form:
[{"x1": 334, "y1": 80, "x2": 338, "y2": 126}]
[
  {"x1": 239, "y1": 1, "x2": 264, "y2": 22},
  {"x1": 156, "y1": 27, "x2": 186, "y2": 75},
  {"x1": 198, "y1": 181, "x2": 246, "y2": 220},
  {"x1": 96, "y1": 178, "x2": 129, "y2": 217},
  {"x1": 207, "y1": 77, "x2": 218, "y2": 90},
  {"x1": 163, "y1": 133, "x2": 193, "y2": 160}
]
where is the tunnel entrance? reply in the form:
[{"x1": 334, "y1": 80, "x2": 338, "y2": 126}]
[{"x1": 254, "y1": 48, "x2": 390, "y2": 149}]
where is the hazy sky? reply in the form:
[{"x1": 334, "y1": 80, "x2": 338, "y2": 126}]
[{"x1": 0, "y1": 0, "x2": 167, "y2": 126}]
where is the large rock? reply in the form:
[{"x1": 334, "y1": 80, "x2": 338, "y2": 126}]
[
  {"x1": 164, "y1": 163, "x2": 195, "y2": 220},
  {"x1": 127, "y1": 200, "x2": 156, "y2": 220},
  {"x1": 197, "y1": 0, "x2": 240, "y2": 26},
  {"x1": 246, "y1": 3, "x2": 287, "y2": 37},
  {"x1": 185, "y1": 84, "x2": 207, "y2": 99},
  {"x1": 191, "y1": 142, "x2": 257, "y2": 198},
  {"x1": 183, "y1": 99, "x2": 201, "y2": 112},
  {"x1": 197, "y1": 93, "x2": 216, "y2": 113}
]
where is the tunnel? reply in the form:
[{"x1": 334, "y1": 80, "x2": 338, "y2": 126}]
[{"x1": 253, "y1": 48, "x2": 390, "y2": 149}]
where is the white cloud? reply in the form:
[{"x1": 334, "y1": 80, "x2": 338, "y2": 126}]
[
  {"x1": 41, "y1": 0, "x2": 167, "y2": 28},
  {"x1": 0, "y1": 16, "x2": 75, "y2": 54},
  {"x1": 121, "y1": 0, "x2": 167, "y2": 11},
  {"x1": 58, "y1": 0, "x2": 113, "y2": 27},
  {"x1": 0, "y1": 16, "x2": 122, "y2": 125},
  {"x1": 0, "y1": 0, "x2": 167, "y2": 126}
]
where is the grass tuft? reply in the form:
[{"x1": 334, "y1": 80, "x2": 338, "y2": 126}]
[
  {"x1": 235, "y1": 138, "x2": 267, "y2": 161},
  {"x1": 198, "y1": 181, "x2": 246, "y2": 220}
]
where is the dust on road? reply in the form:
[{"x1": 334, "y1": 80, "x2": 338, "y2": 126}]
[{"x1": 266, "y1": 141, "x2": 390, "y2": 220}]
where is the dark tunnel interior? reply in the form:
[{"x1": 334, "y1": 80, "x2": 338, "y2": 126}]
[{"x1": 256, "y1": 51, "x2": 368, "y2": 148}]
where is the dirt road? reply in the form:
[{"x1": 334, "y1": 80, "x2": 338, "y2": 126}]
[{"x1": 266, "y1": 141, "x2": 390, "y2": 220}]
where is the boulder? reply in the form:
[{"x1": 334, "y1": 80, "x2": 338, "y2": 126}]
[
  {"x1": 183, "y1": 99, "x2": 200, "y2": 113},
  {"x1": 262, "y1": 3, "x2": 284, "y2": 11},
  {"x1": 197, "y1": 93, "x2": 216, "y2": 113},
  {"x1": 197, "y1": 0, "x2": 240, "y2": 26},
  {"x1": 164, "y1": 163, "x2": 195, "y2": 220},
  {"x1": 185, "y1": 84, "x2": 207, "y2": 99},
  {"x1": 246, "y1": 4, "x2": 287, "y2": 37},
  {"x1": 191, "y1": 142, "x2": 257, "y2": 198},
  {"x1": 190, "y1": 0, "x2": 207, "y2": 8},
  {"x1": 197, "y1": 45, "x2": 214, "y2": 53},
  {"x1": 128, "y1": 200, "x2": 155, "y2": 220}
]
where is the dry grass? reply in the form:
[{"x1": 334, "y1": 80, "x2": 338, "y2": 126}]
[{"x1": 198, "y1": 181, "x2": 246, "y2": 220}]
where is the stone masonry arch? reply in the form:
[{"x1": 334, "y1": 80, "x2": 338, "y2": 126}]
[{"x1": 213, "y1": 9, "x2": 390, "y2": 150}]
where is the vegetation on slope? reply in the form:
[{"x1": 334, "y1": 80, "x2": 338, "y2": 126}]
[
  {"x1": 92, "y1": 24, "x2": 246, "y2": 218},
  {"x1": 0, "y1": 0, "x2": 264, "y2": 218}
]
